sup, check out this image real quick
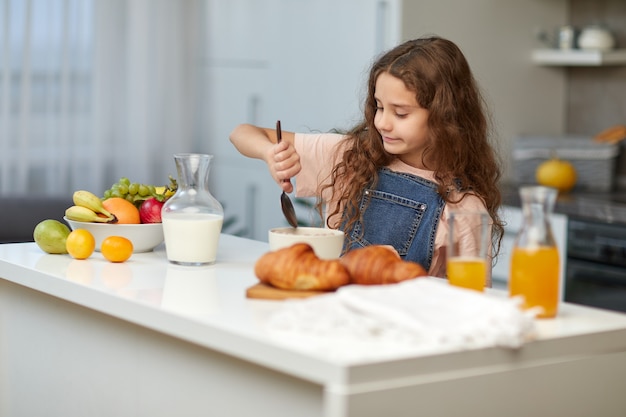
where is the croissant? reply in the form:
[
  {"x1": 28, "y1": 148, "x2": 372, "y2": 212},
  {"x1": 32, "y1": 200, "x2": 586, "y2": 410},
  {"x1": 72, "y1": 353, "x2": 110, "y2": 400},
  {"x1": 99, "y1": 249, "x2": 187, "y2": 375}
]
[
  {"x1": 254, "y1": 243, "x2": 350, "y2": 291},
  {"x1": 594, "y1": 124, "x2": 626, "y2": 144},
  {"x1": 340, "y1": 245, "x2": 428, "y2": 285}
]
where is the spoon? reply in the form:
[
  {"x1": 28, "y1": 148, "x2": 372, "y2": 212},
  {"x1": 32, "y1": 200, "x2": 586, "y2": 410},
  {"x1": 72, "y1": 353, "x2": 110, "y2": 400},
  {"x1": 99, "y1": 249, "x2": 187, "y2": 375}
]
[{"x1": 276, "y1": 120, "x2": 298, "y2": 228}]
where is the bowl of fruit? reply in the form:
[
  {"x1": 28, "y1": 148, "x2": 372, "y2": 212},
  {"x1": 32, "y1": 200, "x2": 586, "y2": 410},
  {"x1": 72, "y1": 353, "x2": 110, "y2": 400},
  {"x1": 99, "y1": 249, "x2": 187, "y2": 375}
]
[
  {"x1": 63, "y1": 178, "x2": 175, "y2": 253},
  {"x1": 64, "y1": 218, "x2": 164, "y2": 253}
]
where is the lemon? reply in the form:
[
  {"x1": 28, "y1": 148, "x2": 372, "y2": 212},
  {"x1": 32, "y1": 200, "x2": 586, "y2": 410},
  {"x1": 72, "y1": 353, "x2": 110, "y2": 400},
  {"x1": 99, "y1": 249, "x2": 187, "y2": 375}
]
[
  {"x1": 66, "y1": 229, "x2": 96, "y2": 260},
  {"x1": 536, "y1": 158, "x2": 577, "y2": 192}
]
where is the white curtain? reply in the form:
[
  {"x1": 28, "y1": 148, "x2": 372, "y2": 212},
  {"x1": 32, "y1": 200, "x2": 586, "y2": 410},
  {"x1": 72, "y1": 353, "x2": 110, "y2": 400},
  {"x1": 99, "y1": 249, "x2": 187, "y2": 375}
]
[{"x1": 0, "y1": 0, "x2": 205, "y2": 197}]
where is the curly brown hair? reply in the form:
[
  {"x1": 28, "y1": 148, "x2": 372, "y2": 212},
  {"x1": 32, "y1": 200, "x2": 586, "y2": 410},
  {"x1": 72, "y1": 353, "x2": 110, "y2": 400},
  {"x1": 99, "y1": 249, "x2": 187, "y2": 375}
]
[{"x1": 320, "y1": 36, "x2": 504, "y2": 257}]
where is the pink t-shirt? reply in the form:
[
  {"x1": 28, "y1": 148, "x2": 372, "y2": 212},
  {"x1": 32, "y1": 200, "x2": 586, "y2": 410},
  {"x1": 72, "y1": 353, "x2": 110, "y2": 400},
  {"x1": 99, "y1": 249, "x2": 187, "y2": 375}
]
[{"x1": 294, "y1": 132, "x2": 491, "y2": 283}]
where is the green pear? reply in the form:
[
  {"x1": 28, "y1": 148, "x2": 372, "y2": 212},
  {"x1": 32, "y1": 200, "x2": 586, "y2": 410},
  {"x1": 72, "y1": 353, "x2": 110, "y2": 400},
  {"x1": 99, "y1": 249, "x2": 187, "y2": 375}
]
[{"x1": 33, "y1": 219, "x2": 71, "y2": 254}]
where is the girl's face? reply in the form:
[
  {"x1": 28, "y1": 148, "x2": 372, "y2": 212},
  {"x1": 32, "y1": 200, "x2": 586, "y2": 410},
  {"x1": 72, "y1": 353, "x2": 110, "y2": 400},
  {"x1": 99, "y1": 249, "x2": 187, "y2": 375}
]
[{"x1": 373, "y1": 72, "x2": 431, "y2": 169}]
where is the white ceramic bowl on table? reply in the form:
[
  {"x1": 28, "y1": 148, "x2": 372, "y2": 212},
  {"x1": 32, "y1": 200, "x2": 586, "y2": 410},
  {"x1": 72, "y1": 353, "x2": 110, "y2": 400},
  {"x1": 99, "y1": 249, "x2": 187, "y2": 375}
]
[
  {"x1": 64, "y1": 217, "x2": 164, "y2": 253},
  {"x1": 268, "y1": 227, "x2": 345, "y2": 259}
]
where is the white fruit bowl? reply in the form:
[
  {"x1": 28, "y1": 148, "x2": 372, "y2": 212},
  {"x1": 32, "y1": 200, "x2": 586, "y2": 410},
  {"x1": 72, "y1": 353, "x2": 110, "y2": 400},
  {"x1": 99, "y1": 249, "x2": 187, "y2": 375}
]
[
  {"x1": 64, "y1": 217, "x2": 164, "y2": 253},
  {"x1": 268, "y1": 227, "x2": 345, "y2": 259}
]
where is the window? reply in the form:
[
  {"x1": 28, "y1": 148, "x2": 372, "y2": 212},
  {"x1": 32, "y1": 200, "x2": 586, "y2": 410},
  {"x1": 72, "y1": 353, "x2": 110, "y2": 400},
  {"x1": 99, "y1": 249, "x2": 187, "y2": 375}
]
[{"x1": 1, "y1": 0, "x2": 203, "y2": 197}]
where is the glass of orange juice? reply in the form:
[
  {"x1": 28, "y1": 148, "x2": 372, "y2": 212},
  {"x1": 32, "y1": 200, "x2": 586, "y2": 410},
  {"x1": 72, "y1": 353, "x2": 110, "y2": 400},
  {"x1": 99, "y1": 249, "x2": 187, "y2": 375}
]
[{"x1": 446, "y1": 211, "x2": 491, "y2": 292}]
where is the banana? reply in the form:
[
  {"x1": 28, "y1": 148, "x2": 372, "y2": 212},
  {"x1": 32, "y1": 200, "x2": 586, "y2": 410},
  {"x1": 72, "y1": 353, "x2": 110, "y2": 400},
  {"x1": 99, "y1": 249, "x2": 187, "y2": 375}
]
[
  {"x1": 154, "y1": 178, "x2": 176, "y2": 201},
  {"x1": 73, "y1": 190, "x2": 116, "y2": 221},
  {"x1": 65, "y1": 205, "x2": 115, "y2": 223}
]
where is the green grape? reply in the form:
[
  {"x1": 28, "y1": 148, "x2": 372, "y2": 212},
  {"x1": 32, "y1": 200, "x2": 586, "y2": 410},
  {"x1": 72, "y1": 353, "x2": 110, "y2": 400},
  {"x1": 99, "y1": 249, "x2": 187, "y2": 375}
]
[
  {"x1": 128, "y1": 182, "x2": 139, "y2": 196},
  {"x1": 104, "y1": 177, "x2": 170, "y2": 202},
  {"x1": 117, "y1": 183, "x2": 129, "y2": 196},
  {"x1": 138, "y1": 184, "x2": 150, "y2": 197}
]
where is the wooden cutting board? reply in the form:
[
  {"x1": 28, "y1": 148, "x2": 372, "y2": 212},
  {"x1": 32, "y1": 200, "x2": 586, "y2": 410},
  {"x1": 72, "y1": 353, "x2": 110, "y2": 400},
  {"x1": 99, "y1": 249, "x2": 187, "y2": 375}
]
[{"x1": 246, "y1": 283, "x2": 333, "y2": 300}]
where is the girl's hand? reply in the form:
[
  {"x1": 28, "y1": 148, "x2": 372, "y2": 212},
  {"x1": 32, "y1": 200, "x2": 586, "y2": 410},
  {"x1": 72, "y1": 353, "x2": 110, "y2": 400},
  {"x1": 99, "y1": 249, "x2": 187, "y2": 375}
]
[
  {"x1": 229, "y1": 123, "x2": 299, "y2": 193},
  {"x1": 268, "y1": 140, "x2": 301, "y2": 193}
]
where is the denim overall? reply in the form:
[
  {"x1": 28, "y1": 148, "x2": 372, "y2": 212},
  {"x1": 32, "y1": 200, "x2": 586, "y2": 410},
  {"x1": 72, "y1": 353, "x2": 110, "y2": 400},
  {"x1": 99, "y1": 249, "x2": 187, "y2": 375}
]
[{"x1": 342, "y1": 167, "x2": 446, "y2": 270}]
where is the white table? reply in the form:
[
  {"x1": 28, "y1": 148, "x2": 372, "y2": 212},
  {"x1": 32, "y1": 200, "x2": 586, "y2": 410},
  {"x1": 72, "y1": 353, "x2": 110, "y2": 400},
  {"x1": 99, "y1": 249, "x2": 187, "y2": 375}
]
[{"x1": 1, "y1": 234, "x2": 626, "y2": 417}]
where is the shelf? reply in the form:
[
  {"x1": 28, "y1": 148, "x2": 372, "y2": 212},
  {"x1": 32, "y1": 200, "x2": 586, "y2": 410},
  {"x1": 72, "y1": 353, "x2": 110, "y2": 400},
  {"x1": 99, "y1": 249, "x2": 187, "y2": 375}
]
[{"x1": 532, "y1": 49, "x2": 626, "y2": 66}]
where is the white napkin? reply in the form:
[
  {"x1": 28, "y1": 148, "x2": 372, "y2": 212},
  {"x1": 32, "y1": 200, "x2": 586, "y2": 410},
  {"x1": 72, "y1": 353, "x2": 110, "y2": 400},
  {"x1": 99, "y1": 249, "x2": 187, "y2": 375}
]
[{"x1": 264, "y1": 278, "x2": 537, "y2": 362}]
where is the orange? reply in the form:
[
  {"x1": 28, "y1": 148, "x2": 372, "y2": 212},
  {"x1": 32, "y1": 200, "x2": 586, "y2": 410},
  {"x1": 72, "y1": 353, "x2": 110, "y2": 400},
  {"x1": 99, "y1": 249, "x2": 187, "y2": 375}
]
[
  {"x1": 66, "y1": 229, "x2": 96, "y2": 260},
  {"x1": 102, "y1": 197, "x2": 141, "y2": 224},
  {"x1": 536, "y1": 158, "x2": 577, "y2": 193},
  {"x1": 101, "y1": 236, "x2": 134, "y2": 263}
]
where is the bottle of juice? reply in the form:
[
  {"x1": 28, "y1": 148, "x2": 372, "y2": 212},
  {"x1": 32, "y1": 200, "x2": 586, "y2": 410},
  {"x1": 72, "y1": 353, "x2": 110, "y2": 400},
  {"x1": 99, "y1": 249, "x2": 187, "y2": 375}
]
[{"x1": 509, "y1": 186, "x2": 560, "y2": 318}]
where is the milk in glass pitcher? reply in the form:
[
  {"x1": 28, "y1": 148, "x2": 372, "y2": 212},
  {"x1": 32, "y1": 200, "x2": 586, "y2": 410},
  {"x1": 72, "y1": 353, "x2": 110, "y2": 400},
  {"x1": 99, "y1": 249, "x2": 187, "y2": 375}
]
[{"x1": 162, "y1": 153, "x2": 224, "y2": 266}]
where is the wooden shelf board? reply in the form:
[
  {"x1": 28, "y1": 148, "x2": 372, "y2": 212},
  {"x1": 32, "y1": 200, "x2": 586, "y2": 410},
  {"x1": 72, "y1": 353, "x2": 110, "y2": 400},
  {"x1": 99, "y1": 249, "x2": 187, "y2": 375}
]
[{"x1": 532, "y1": 49, "x2": 626, "y2": 66}]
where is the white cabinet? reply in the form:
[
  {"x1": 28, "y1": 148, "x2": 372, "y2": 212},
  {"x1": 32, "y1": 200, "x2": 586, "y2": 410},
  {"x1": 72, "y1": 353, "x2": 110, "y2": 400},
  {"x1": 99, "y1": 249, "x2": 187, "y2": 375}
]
[
  {"x1": 491, "y1": 206, "x2": 523, "y2": 290},
  {"x1": 492, "y1": 205, "x2": 567, "y2": 300},
  {"x1": 210, "y1": 161, "x2": 277, "y2": 240},
  {"x1": 204, "y1": 67, "x2": 270, "y2": 161},
  {"x1": 202, "y1": 66, "x2": 275, "y2": 239},
  {"x1": 264, "y1": 0, "x2": 401, "y2": 133},
  {"x1": 204, "y1": 0, "x2": 271, "y2": 63},
  {"x1": 203, "y1": 0, "x2": 401, "y2": 240}
]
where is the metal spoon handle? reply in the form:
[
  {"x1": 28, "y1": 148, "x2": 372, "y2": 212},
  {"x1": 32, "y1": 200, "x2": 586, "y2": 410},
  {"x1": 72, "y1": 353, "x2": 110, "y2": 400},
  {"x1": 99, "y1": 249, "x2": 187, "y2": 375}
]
[
  {"x1": 276, "y1": 120, "x2": 288, "y2": 184},
  {"x1": 275, "y1": 119, "x2": 298, "y2": 228},
  {"x1": 276, "y1": 120, "x2": 282, "y2": 143}
]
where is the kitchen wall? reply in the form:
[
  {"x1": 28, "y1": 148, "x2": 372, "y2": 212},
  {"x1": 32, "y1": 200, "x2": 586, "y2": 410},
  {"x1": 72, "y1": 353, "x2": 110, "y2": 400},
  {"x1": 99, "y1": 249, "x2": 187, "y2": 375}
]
[
  {"x1": 401, "y1": 0, "x2": 625, "y2": 189},
  {"x1": 401, "y1": 0, "x2": 569, "y2": 184},
  {"x1": 568, "y1": 0, "x2": 626, "y2": 186}
]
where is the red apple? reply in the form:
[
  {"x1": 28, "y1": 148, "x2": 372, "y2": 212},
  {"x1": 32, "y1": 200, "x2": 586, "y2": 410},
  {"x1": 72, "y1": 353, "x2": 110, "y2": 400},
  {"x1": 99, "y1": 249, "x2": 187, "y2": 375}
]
[{"x1": 139, "y1": 197, "x2": 164, "y2": 223}]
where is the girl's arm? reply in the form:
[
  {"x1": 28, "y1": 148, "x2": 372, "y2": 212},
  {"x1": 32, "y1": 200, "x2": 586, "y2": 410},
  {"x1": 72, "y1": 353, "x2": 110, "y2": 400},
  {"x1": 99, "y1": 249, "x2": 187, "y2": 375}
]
[{"x1": 229, "y1": 123, "x2": 300, "y2": 193}]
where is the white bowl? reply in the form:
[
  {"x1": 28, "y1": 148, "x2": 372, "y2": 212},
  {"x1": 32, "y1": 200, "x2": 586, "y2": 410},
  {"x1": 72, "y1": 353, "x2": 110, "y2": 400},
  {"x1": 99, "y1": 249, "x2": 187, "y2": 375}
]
[
  {"x1": 268, "y1": 227, "x2": 345, "y2": 259},
  {"x1": 64, "y1": 217, "x2": 164, "y2": 253}
]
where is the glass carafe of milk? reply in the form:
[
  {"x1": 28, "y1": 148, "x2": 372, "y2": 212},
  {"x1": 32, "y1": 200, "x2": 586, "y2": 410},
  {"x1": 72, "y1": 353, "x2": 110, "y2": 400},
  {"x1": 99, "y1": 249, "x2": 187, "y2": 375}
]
[{"x1": 162, "y1": 153, "x2": 224, "y2": 266}]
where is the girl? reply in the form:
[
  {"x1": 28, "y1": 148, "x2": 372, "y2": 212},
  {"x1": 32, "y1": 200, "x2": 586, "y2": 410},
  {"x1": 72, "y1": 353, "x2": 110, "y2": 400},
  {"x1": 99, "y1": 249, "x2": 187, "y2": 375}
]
[{"x1": 230, "y1": 36, "x2": 504, "y2": 283}]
